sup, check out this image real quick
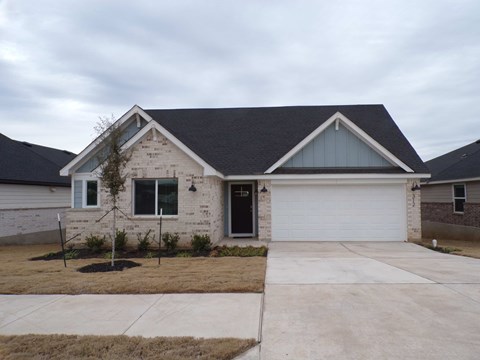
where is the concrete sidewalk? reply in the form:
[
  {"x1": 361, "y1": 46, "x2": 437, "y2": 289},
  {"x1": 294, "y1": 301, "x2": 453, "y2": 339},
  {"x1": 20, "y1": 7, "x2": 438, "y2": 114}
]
[{"x1": 0, "y1": 293, "x2": 262, "y2": 340}]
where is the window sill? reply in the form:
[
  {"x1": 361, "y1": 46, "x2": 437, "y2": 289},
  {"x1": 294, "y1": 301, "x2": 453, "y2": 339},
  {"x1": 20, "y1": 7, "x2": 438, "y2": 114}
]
[
  {"x1": 70, "y1": 207, "x2": 102, "y2": 211},
  {"x1": 453, "y1": 212, "x2": 464, "y2": 215},
  {"x1": 132, "y1": 215, "x2": 179, "y2": 220}
]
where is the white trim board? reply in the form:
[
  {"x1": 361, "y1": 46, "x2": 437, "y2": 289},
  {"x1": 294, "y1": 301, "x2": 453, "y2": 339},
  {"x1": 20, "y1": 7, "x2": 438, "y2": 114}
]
[
  {"x1": 264, "y1": 112, "x2": 414, "y2": 174},
  {"x1": 422, "y1": 177, "x2": 480, "y2": 185},
  {"x1": 61, "y1": 105, "x2": 222, "y2": 178},
  {"x1": 60, "y1": 105, "x2": 153, "y2": 176},
  {"x1": 224, "y1": 173, "x2": 430, "y2": 181},
  {"x1": 270, "y1": 178, "x2": 408, "y2": 185},
  {"x1": 120, "y1": 121, "x2": 221, "y2": 177}
]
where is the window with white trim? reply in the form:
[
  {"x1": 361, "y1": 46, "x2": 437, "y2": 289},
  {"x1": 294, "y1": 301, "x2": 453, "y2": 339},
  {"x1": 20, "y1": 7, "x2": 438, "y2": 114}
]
[
  {"x1": 453, "y1": 184, "x2": 466, "y2": 213},
  {"x1": 73, "y1": 179, "x2": 99, "y2": 208},
  {"x1": 134, "y1": 179, "x2": 178, "y2": 215}
]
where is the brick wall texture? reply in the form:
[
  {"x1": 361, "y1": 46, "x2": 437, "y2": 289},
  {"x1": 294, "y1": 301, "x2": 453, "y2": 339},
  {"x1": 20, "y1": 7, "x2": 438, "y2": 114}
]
[
  {"x1": 407, "y1": 179, "x2": 422, "y2": 241},
  {"x1": 422, "y1": 202, "x2": 480, "y2": 228},
  {"x1": 1, "y1": 207, "x2": 68, "y2": 238},
  {"x1": 257, "y1": 180, "x2": 271, "y2": 240},
  {"x1": 66, "y1": 133, "x2": 224, "y2": 246}
]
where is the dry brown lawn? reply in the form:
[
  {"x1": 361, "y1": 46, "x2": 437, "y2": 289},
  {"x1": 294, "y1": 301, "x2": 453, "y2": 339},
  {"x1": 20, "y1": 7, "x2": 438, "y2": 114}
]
[
  {"x1": 416, "y1": 238, "x2": 480, "y2": 259},
  {"x1": 0, "y1": 244, "x2": 266, "y2": 294},
  {"x1": 0, "y1": 334, "x2": 256, "y2": 360}
]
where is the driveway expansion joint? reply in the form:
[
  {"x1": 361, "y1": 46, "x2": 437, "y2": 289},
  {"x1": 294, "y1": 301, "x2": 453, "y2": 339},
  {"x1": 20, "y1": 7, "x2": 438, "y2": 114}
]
[{"x1": 442, "y1": 284, "x2": 480, "y2": 306}]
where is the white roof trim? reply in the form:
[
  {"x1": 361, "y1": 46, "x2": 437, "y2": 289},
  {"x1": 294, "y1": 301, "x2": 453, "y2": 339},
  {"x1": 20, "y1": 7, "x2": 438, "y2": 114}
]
[
  {"x1": 421, "y1": 176, "x2": 480, "y2": 185},
  {"x1": 225, "y1": 173, "x2": 430, "y2": 181},
  {"x1": 271, "y1": 179, "x2": 408, "y2": 185},
  {"x1": 60, "y1": 105, "x2": 152, "y2": 176},
  {"x1": 264, "y1": 111, "x2": 414, "y2": 174},
  {"x1": 121, "y1": 121, "x2": 221, "y2": 177}
]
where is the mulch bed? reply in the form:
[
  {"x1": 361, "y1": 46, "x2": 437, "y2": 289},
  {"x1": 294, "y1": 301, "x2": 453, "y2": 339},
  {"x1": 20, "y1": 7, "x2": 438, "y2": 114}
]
[
  {"x1": 30, "y1": 249, "x2": 190, "y2": 261},
  {"x1": 77, "y1": 260, "x2": 141, "y2": 273},
  {"x1": 29, "y1": 246, "x2": 266, "y2": 261}
]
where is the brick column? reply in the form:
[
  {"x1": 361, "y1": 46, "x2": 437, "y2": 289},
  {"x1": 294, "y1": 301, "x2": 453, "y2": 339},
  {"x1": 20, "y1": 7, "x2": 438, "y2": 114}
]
[
  {"x1": 407, "y1": 179, "x2": 422, "y2": 241},
  {"x1": 258, "y1": 180, "x2": 271, "y2": 240}
]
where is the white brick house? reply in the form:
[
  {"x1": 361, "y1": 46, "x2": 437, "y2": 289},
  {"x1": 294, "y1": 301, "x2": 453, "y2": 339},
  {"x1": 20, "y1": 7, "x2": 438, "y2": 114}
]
[{"x1": 60, "y1": 105, "x2": 429, "y2": 245}]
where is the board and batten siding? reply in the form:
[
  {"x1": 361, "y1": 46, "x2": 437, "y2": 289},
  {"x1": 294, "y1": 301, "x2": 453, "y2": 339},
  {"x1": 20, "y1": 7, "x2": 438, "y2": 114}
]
[
  {"x1": 422, "y1": 181, "x2": 480, "y2": 203},
  {"x1": 0, "y1": 184, "x2": 71, "y2": 209},
  {"x1": 74, "y1": 180, "x2": 82, "y2": 208},
  {"x1": 282, "y1": 122, "x2": 392, "y2": 168}
]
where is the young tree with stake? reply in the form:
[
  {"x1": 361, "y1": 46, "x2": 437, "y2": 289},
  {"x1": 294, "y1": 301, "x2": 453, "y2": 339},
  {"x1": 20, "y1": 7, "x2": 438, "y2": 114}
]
[{"x1": 95, "y1": 116, "x2": 131, "y2": 266}]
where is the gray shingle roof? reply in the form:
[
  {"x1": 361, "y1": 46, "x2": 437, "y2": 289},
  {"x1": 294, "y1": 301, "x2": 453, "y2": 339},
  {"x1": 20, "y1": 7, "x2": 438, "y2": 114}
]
[
  {"x1": 425, "y1": 140, "x2": 480, "y2": 182},
  {"x1": 0, "y1": 133, "x2": 76, "y2": 186},
  {"x1": 145, "y1": 105, "x2": 428, "y2": 176}
]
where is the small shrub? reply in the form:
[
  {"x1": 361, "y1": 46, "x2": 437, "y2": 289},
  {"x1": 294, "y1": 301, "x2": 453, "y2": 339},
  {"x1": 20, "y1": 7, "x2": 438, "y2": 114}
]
[
  {"x1": 162, "y1": 232, "x2": 180, "y2": 252},
  {"x1": 115, "y1": 229, "x2": 128, "y2": 251},
  {"x1": 426, "y1": 245, "x2": 462, "y2": 254},
  {"x1": 104, "y1": 251, "x2": 113, "y2": 259},
  {"x1": 191, "y1": 234, "x2": 212, "y2": 253},
  {"x1": 176, "y1": 251, "x2": 192, "y2": 258},
  {"x1": 64, "y1": 249, "x2": 79, "y2": 260},
  {"x1": 85, "y1": 234, "x2": 105, "y2": 253},
  {"x1": 137, "y1": 229, "x2": 153, "y2": 252},
  {"x1": 42, "y1": 252, "x2": 57, "y2": 259},
  {"x1": 144, "y1": 251, "x2": 154, "y2": 259}
]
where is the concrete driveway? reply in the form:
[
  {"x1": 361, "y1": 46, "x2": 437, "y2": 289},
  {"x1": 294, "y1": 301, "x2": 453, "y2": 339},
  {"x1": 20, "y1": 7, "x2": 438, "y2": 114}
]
[{"x1": 261, "y1": 242, "x2": 480, "y2": 359}]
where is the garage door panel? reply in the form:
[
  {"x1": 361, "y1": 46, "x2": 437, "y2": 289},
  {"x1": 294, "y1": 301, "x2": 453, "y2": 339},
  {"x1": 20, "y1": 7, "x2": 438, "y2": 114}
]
[{"x1": 271, "y1": 184, "x2": 406, "y2": 241}]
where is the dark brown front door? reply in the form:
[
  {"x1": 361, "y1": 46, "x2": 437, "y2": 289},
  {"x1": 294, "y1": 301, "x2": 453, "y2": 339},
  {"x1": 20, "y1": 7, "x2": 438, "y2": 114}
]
[{"x1": 230, "y1": 184, "x2": 253, "y2": 235}]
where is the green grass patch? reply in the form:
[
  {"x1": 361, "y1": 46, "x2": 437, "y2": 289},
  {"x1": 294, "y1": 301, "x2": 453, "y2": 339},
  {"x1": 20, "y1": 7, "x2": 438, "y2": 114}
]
[{"x1": 213, "y1": 245, "x2": 268, "y2": 257}]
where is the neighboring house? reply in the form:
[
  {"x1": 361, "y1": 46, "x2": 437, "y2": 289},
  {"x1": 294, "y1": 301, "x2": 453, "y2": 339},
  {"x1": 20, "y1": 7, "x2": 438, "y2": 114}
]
[
  {"x1": 0, "y1": 133, "x2": 76, "y2": 244},
  {"x1": 421, "y1": 140, "x2": 480, "y2": 241},
  {"x1": 60, "y1": 105, "x2": 429, "y2": 245}
]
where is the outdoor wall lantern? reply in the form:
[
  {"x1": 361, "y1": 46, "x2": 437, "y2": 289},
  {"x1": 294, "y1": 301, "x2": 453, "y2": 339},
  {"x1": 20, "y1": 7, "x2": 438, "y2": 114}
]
[
  {"x1": 260, "y1": 184, "x2": 268, "y2": 193},
  {"x1": 189, "y1": 178, "x2": 197, "y2": 192},
  {"x1": 411, "y1": 182, "x2": 421, "y2": 191}
]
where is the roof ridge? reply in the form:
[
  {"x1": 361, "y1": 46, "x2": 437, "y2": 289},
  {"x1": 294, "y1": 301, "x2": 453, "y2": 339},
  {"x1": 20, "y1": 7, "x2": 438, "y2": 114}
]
[
  {"x1": 426, "y1": 139, "x2": 480, "y2": 164},
  {"x1": 144, "y1": 104, "x2": 385, "y2": 112},
  {"x1": 15, "y1": 141, "x2": 64, "y2": 168},
  {"x1": 14, "y1": 140, "x2": 75, "y2": 168},
  {"x1": 429, "y1": 145, "x2": 480, "y2": 181},
  {"x1": 15, "y1": 139, "x2": 73, "y2": 154}
]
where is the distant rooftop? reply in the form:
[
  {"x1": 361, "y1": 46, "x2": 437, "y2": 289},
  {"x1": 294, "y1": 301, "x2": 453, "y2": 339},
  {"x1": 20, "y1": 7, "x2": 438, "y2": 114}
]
[
  {"x1": 0, "y1": 133, "x2": 76, "y2": 186},
  {"x1": 425, "y1": 139, "x2": 480, "y2": 182}
]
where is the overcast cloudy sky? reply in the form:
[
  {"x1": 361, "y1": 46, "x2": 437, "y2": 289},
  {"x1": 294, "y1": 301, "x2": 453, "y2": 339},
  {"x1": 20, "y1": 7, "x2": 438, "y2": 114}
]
[{"x1": 1, "y1": 0, "x2": 479, "y2": 161}]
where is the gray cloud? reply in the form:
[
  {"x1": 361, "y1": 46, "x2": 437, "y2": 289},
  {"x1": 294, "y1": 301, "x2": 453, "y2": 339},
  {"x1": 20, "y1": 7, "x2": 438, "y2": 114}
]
[{"x1": 0, "y1": 0, "x2": 479, "y2": 160}]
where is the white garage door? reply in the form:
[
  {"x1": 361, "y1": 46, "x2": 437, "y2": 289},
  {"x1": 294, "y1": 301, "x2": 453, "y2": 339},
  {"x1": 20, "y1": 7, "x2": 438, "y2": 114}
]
[{"x1": 271, "y1": 184, "x2": 406, "y2": 241}]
